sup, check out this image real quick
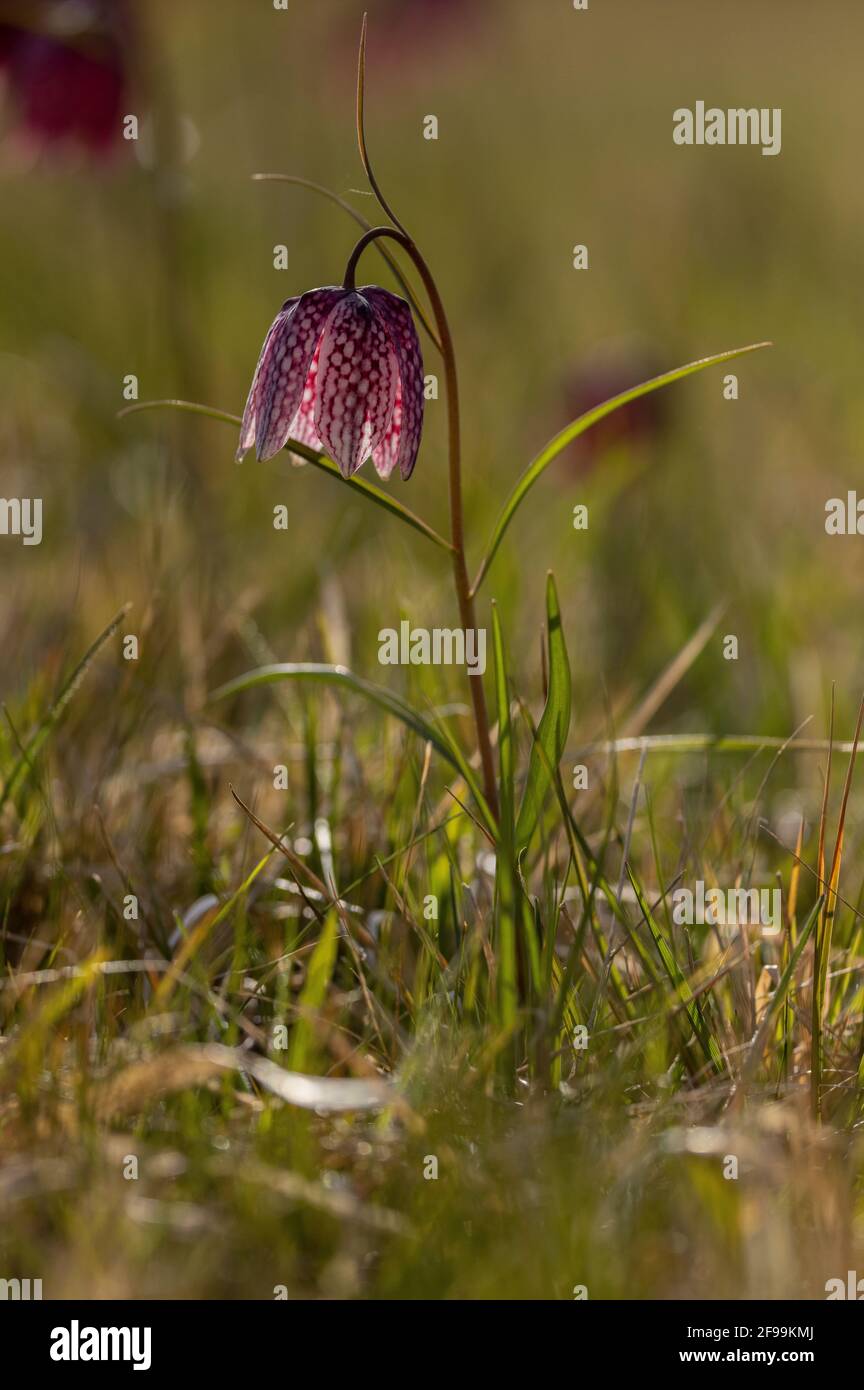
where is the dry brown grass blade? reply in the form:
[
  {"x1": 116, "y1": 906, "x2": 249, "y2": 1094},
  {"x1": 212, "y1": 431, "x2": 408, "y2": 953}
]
[
  {"x1": 90, "y1": 1043, "x2": 394, "y2": 1122},
  {"x1": 622, "y1": 602, "x2": 726, "y2": 740},
  {"x1": 577, "y1": 605, "x2": 724, "y2": 820},
  {"x1": 811, "y1": 690, "x2": 864, "y2": 1120},
  {"x1": 91, "y1": 1047, "x2": 230, "y2": 1121}
]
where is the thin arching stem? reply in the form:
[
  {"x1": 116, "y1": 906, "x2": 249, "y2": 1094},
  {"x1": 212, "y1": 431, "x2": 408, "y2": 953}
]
[
  {"x1": 251, "y1": 174, "x2": 442, "y2": 352},
  {"x1": 344, "y1": 226, "x2": 499, "y2": 819},
  {"x1": 356, "y1": 15, "x2": 408, "y2": 237},
  {"x1": 352, "y1": 18, "x2": 498, "y2": 817}
]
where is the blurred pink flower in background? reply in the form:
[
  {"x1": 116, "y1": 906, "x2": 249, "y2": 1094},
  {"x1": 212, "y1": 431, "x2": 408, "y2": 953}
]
[
  {"x1": 561, "y1": 338, "x2": 670, "y2": 476},
  {"x1": 0, "y1": 1, "x2": 129, "y2": 157},
  {"x1": 335, "y1": 0, "x2": 490, "y2": 75}
]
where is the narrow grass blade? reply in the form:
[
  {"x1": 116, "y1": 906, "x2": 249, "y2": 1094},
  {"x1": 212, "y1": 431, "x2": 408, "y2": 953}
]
[
  {"x1": 152, "y1": 850, "x2": 275, "y2": 1009},
  {"x1": 580, "y1": 733, "x2": 864, "y2": 756},
  {"x1": 627, "y1": 864, "x2": 725, "y2": 1076},
  {"x1": 491, "y1": 605, "x2": 514, "y2": 839},
  {"x1": 811, "y1": 690, "x2": 835, "y2": 1119},
  {"x1": 211, "y1": 662, "x2": 470, "y2": 781},
  {"x1": 743, "y1": 894, "x2": 822, "y2": 1085},
  {"x1": 491, "y1": 604, "x2": 517, "y2": 1028},
  {"x1": 288, "y1": 910, "x2": 340, "y2": 1074},
  {"x1": 515, "y1": 573, "x2": 571, "y2": 848},
  {"x1": 1, "y1": 950, "x2": 110, "y2": 1091},
  {"x1": 471, "y1": 342, "x2": 771, "y2": 594},
  {"x1": 422, "y1": 704, "x2": 497, "y2": 838},
  {"x1": 0, "y1": 605, "x2": 129, "y2": 814},
  {"x1": 812, "y1": 692, "x2": 864, "y2": 1119},
  {"x1": 621, "y1": 603, "x2": 725, "y2": 739},
  {"x1": 251, "y1": 174, "x2": 440, "y2": 350},
  {"x1": 118, "y1": 399, "x2": 454, "y2": 554}
]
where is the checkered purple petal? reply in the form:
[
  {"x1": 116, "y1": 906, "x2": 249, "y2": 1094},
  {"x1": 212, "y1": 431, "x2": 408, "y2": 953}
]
[
  {"x1": 361, "y1": 288, "x2": 425, "y2": 480},
  {"x1": 252, "y1": 287, "x2": 344, "y2": 462},
  {"x1": 236, "y1": 297, "x2": 298, "y2": 462},
  {"x1": 314, "y1": 291, "x2": 398, "y2": 477}
]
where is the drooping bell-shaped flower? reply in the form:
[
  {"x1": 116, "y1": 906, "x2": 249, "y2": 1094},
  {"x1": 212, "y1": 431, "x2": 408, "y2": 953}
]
[{"x1": 237, "y1": 286, "x2": 424, "y2": 480}]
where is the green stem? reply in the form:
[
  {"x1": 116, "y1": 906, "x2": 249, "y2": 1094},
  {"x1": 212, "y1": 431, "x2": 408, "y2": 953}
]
[{"x1": 344, "y1": 227, "x2": 499, "y2": 819}]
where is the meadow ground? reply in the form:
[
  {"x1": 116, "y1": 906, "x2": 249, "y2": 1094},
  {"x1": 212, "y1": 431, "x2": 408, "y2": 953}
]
[{"x1": 1, "y1": 0, "x2": 863, "y2": 1300}]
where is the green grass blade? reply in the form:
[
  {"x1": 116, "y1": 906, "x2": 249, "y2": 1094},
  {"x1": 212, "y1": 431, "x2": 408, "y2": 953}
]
[
  {"x1": 515, "y1": 573, "x2": 571, "y2": 848},
  {"x1": 418, "y1": 703, "x2": 497, "y2": 840},
  {"x1": 287, "y1": 909, "x2": 340, "y2": 1074},
  {"x1": 0, "y1": 604, "x2": 130, "y2": 814},
  {"x1": 152, "y1": 849, "x2": 276, "y2": 1009},
  {"x1": 491, "y1": 604, "x2": 514, "y2": 841},
  {"x1": 626, "y1": 863, "x2": 725, "y2": 1076},
  {"x1": 491, "y1": 604, "x2": 517, "y2": 1028},
  {"x1": 211, "y1": 661, "x2": 475, "y2": 782},
  {"x1": 471, "y1": 342, "x2": 771, "y2": 594},
  {"x1": 743, "y1": 894, "x2": 822, "y2": 1085},
  {"x1": 812, "y1": 693, "x2": 864, "y2": 1118},
  {"x1": 118, "y1": 399, "x2": 454, "y2": 554}
]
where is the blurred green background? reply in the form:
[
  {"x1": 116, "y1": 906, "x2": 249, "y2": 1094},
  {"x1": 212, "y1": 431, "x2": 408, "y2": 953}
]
[
  {"x1": 2, "y1": 0, "x2": 864, "y2": 817},
  {"x1": 3, "y1": 0, "x2": 864, "y2": 1304}
]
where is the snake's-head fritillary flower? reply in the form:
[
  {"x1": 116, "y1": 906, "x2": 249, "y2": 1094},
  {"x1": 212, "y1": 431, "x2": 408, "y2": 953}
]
[{"x1": 236, "y1": 286, "x2": 424, "y2": 481}]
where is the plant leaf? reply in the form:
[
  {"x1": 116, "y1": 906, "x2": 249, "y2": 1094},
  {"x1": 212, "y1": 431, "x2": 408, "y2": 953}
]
[
  {"x1": 626, "y1": 864, "x2": 726, "y2": 1076},
  {"x1": 422, "y1": 704, "x2": 497, "y2": 838},
  {"x1": 744, "y1": 894, "x2": 822, "y2": 1085},
  {"x1": 118, "y1": 399, "x2": 453, "y2": 554},
  {"x1": 0, "y1": 605, "x2": 129, "y2": 814},
  {"x1": 491, "y1": 604, "x2": 517, "y2": 1026},
  {"x1": 491, "y1": 604, "x2": 515, "y2": 841},
  {"x1": 515, "y1": 574, "x2": 571, "y2": 847},
  {"x1": 288, "y1": 910, "x2": 340, "y2": 1074},
  {"x1": 211, "y1": 662, "x2": 464, "y2": 777},
  {"x1": 151, "y1": 850, "x2": 275, "y2": 1010},
  {"x1": 471, "y1": 342, "x2": 771, "y2": 594},
  {"x1": 811, "y1": 691, "x2": 864, "y2": 1118}
]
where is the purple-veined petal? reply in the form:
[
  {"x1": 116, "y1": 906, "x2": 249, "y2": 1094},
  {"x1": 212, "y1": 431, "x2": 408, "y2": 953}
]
[
  {"x1": 236, "y1": 297, "x2": 298, "y2": 462},
  {"x1": 254, "y1": 287, "x2": 344, "y2": 462},
  {"x1": 286, "y1": 339, "x2": 324, "y2": 454},
  {"x1": 361, "y1": 288, "x2": 425, "y2": 479},
  {"x1": 314, "y1": 292, "x2": 398, "y2": 477},
  {"x1": 371, "y1": 379, "x2": 403, "y2": 479}
]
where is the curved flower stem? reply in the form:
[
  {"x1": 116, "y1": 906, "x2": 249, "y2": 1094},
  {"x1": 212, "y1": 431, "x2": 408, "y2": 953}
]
[
  {"x1": 251, "y1": 174, "x2": 442, "y2": 352},
  {"x1": 351, "y1": 16, "x2": 498, "y2": 817},
  {"x1": 356, "y1": 15, "x2": 409, "y2": 239},
  {"x1": 345, "y1": 226, "x2": 499, "y2": 820}
]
